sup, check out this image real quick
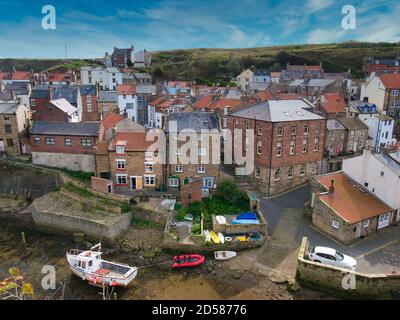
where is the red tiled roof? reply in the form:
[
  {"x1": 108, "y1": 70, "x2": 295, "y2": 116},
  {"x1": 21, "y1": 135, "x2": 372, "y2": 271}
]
[
  {"x1": 317, "y1": 173, "x2": 392, "y2": 224},
  {"x1": 193, "y1": 95, "x2": 214, "y2": 109},
  {"x1": 47, "y1": 73, "x2": 66, "y2": 82},
  {"x1": 111, "y1": 132, "x2": 157, "y2": 152},
  {"x1": 11, "y1": 71, "x2": 31, "y2": 80},
  {"x1": 117, "y1": 84, "x2": 136, "y2": 95},
  {"x1": 209, "y1": 97, "x2": 242, "y2": 110},
  {"x1": 149, "y1": 97, "x2": 167, "y2": 107},
  {"x1": 257, "y1": 91, "x2": 272, "y2": 102},
  {"x1": 102, "y1": 113, "x2": 124, "y2": 129},
  {"x1": 158, "y1": 100, "x2": 174, "y2": 109},
  {"x1": 168, "y1": 81, "x2": 190, "y2": 88},
  {"x1": 380, "y1": 74, "x2": 400, "y2": 89},
  {"x1": 320, "y1": 93, "x2": 346, "y2": 114}
]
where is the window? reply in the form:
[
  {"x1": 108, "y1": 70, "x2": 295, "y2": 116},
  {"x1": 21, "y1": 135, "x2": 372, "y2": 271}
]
[
  {"x1": 198, "y1": 148, "x2": 207, "y2": 156},
  {"x1": 288, "y1": 166, "x2": 293, "y2": 179},
  {"x1": 277, "y1": 125, "x2": 283, "y2": 136},
  {"x1": 381, "y1": 171, "x2": 385, "y2": 177},
  {"x1": 144, "y1": 175, "x2": 156, "y2": 186},
  {"x1": 391, "y1": 90, "x2": 399, "y2": 97},
  {"x1": 145, "y1": 152, "x2": 153, "y2": 161},
  {"x1": 116, "y1": 174, "x2": 127, "y2": 185},
  {"x1": 274, "y1": 168, "x2": 281, "y2": 181},
  {"x1": 257, "y1": 140, "x2": 262, "y2": 155},
  {"x1": 276, "y1": 143, "x2": 282, "y2": 157},
  {"x1": 6, "y1": 138, "x2": 14, "y2": 147},
  {"x1": 116, "y1": 145, "x2": 125, "y2": 154},
  {"x1": 300, "y1": 164, "x2": 306, "y2": 176},
  {"x1": 34, "y1": 137, "x2": 41, "y2": 145},
  {"x1": 363, "y1": 220, "x2": 370, "y2": 228},
  {"x1": 4, "y1": 125, "x2": 12, "y2": 134},
  {"x1": 302, "y1": 139, "x2": 308, "y2": 153},
  {"x1": 332, "y1": 220, "x2": 339, "y2": 229},
  {"x1": 304, "y1": 124, "x2": 309, "y2": 134},
  {"x1": 64, "y1": 138, "x2": 72, "y2": 146},
  {"x1": 197, "y1": 165, "x2": 206, "y2": 174},
  {"x1": 175, "y1": 165, "x2": 183, "y2": 173},
  {"x1": 255, "y1": 167, "x2": 261, "y2": 179},
  {"x1": 311, "y1": 162, "x2": 318, "y2": 174},
  {"x1": 81, "y1": 139, "x2": 92, "y2": 147},
  {"x1": 45, "y1": 137, "x2": 55, "y2": 145},
  {"x1": 117, "y1": 160, "x2": 126, "y2": 170},
  {"x1": 145, "y1": 163, "x2": 153, "y2": 173},
  {"x1": 314, "y1": 138, "x2": 319, "y2": 152},
  {"x1": 169, "y1": 178, "x2": 179, "y2": 187},
  {"x1": 291, "y1": 124, "x2": 297, "y2": 135},
  {"x1": 316, "y1": 123, "x2": 320, "y2": 134},
  {"x1": 290, "y1": 141, "x2": 296, "y2": 155},
  {"x1": 202, "y1": 177, "x2": 214, "y2": 189},
  {"x1": 258, "y1": 126, "x2": 262, "y2": 136},
  {"x1": 30, "y1": 99, "x2": 36, "y2": 107},
  {"x1": 175, "y1": 147, "x2": 183, "y2": 156}
]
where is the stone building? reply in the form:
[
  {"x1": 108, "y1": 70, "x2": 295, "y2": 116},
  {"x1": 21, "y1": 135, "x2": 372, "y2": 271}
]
[
  {"x1": 30, "y1": 121, "x2": 99, "y2": 172},
  {"x1": 311, "y1": 172, "x2": 394, "y2": 244},
  {"x1": 166, "y1": 112, "x2": 221, "y2": 197},
  {"x1": 0, "y1": 102, "x2": 31, "y2": 155},
  {"x1": 338, "y1": 117, "x2": 369, "y2": 154},
  {"x1": 228, "y1": 99, "x2": 326, "y2": 197},
  {"x1": 325, "y1": 119, "x2": 346, "y2": 157},
  {"x1": 97, "y1": 91, "x2": 118, "y2": 117}
]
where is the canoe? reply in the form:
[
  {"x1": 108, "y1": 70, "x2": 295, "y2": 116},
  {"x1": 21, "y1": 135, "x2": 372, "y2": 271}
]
[
  {"x1": 218, "y1": 232, "x2": 225, "y2": 244},
  {"x1": 204, "y1": 230, "x2": 211, "y2": 242},
  {"x1": 210, "y1": 231, "x2": 221, "y2": 244},
  {"x1": 214, "y1": 251, "x2": 237, "y2": 261},
  {"x1": 172, "y1": 254, "x2": 205, "y2": 268},
  {"x1": 238, "y1": 236, "x2": 248, "y2": 242},
  {"x1": 216, "y1": 215, "x2": 226, "y2": 224},
  {"x1": 237, "y1": 212, "x2": 258, "y2": 220},
  {"x1": 231, "y1": 219, "x2": 260, "y2": 225}
]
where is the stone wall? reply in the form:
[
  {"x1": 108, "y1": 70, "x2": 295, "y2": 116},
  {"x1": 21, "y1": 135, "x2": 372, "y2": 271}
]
[
  {"x1": 297, "y1": 237, "x2": 400, "y2": 299},
  {"x1": 0, "y1": 159, "x2": 61, "y2": 198},
  {"x1": 32, "y1": 152, "x2": 96, "y2": 172},
  {"x1": 134, "y1": 208, "x2": 172, "y2": 225},
  {"x1": 212, "y1": 210, "x2": 268, "y2": 236},
  {"x1": 32, "y1": 201, "x2": 132, "y2": 243}
]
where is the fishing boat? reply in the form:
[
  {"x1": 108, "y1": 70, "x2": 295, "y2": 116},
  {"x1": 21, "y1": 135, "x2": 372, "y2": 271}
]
[
  {"x1": 214, "y1": 251, "x2": 237, "y2": 261},
  {"x1": 218, "y1": 232, "x2": 225, "y2": 244},
  {"x1": 210, "y1": 231, "x2": 221, "y2": 244},
  {"x1": 216, "y1": 215, "x2": 227, "y2": 224},
  {"x1": 66, "y1": 243, "x2": 137, "y2": 287},
  {"x1": 172, "y1": 254, "x2": 205, "y2": 268}
]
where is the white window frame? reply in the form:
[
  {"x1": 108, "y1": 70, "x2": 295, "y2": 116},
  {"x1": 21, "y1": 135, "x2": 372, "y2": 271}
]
[
  {"x1": 116, "y1": 174, "x2": 128, "y2": 185},
  {"x1": 175, "y1": 165, "x2": 183, "y2": 173},
  {"x1": 169, "y1": 177, "x2": 179, "y2": 187},
  {"x1": 116, "y1": 145, "x2": 125, "y2": 154},
  {"x1": 145, "y1": 162, "x2": 153, "y2": 173},
  {"x1": 276, "y1": 143, "x2": 282, "y2": 157},
  {"x1": 300, "y1": 164, "x2": 306, "y2": 176},
  {"x1": 144, "y1": 175, "x2": 156, "y2": 186},
  {"x1": 332, "y1": 220, "x2": 339, "y2": 229},
  {"x1": 363, "y1": 220, "x2": 370, "y2": 228},
  {"x1": 116, "y1": 159, "x2": 126, "y2": 170},
  {"x1": 197, "y1": 165, "x2": 206, "y2": 174}
]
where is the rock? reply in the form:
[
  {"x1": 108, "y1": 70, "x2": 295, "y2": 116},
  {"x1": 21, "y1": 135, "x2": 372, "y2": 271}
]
[
  {"x1": 232, "y1": 272, "x2": 242, "y2": 279},
  {"x1": 288, "y1": 281, "x2": 301, "y2": 292}
]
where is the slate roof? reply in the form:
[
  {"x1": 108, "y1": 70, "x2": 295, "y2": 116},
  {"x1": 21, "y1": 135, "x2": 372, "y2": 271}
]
[
  {"x1": 254, "y1": 69, "x2": 271, "y2": 77},
  {"x1": 30, "y1": 89, "x2": 50, "y2": 99},
  {"x1": 0, "y1": 103, "x2": 19, "y2": 114},
  {"x1": 338, "y1": 117, "x2": 368, "y2": 131},
  {"x1": 31, "y1": 121, "x2": 99, "y2": 136},
  {"x1": 79, "y1": 85, "x2": 97, "y2": 96},
  {"x1": 307, "y1": 79, "x2": 335, "y2": 87},
  {"x1": 0, "y1": 91, "x2": 14, "y2": 100},
  {"x1": 230, "y1": 99, "x2": 324, "y2": 122},
  {"x1": 98, "y1": 91, "x2": 117, "y2": 102},
  {"x1": 326, "y1": 119, "x2": 346, "y2": 131},
  {"x1": 166, "y1": 112, "x2": 220, "y2": 132},
  {"x1": 51, "y1": 87, "x2": 78, "y2": 104},
  {"x1": 374, "y1": 152, "x2": 400, "y2": 176}
]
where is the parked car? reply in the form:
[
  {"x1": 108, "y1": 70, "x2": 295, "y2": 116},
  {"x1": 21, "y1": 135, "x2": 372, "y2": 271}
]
[{"x1": 309, "y1": 246, "x2": 357, "y2": 270}]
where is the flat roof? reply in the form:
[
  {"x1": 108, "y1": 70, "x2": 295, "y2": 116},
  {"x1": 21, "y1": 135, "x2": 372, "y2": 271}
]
[{"x1": 317, "y1": 172, "x2": 392, "y2": 224}]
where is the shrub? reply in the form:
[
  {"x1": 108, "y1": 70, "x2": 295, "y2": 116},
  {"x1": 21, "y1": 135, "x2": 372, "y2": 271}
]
[{"x1": 177, "y1": 207, "x2": 188, "y2": 221}]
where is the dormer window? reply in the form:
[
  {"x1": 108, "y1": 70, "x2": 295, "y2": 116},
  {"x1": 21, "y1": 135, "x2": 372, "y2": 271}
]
[{"x1": 116, "y1": 145, "x2": 125, "y2": 154}]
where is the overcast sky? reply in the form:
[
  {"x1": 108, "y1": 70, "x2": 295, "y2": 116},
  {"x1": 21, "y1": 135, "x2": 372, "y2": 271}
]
[{"x1": 0, "y1": 0, "x2": 398, "y2": 58}]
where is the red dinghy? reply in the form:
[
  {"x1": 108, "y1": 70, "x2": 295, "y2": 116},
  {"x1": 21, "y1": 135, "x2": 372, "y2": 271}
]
[{"x1": 172, "y1": 254, "x2": 205, "y2": 269}]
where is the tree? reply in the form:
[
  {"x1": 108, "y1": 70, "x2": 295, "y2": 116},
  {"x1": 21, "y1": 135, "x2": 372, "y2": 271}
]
[
  {"x1": 271, "y1": 62, "x2": 282, "y2": 72},
  {"x1": 227, "y1": 59, "x2": 241, "y2": 76}
]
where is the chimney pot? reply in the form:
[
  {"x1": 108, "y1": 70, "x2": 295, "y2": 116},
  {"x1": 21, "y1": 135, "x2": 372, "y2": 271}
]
[{"x1": 329, "y1": 179, "x2": 335, "y2": 194}]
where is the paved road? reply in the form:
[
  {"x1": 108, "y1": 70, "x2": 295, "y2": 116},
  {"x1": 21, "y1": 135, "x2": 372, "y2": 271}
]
[{"x1": 258, "y1": 184, "x2": 400, "y2": 274}]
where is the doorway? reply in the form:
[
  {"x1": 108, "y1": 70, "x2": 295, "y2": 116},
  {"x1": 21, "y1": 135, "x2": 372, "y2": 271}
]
[{"x1": 0, "y1": 139, "x2": 4, "y2": 152}]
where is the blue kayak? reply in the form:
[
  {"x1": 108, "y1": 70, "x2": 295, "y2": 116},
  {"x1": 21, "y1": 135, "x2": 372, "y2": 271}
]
[
  {"x1": 231, "y1": 219, "x2": 260, "y2": 225},
  {"x1": 237, "y1": 212, "x2": 258, "y2": 220}
]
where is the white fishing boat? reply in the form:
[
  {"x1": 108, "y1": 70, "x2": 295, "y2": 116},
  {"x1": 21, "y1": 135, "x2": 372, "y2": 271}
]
[
  {"x1": 218, "y1": 232, "x2": 225, "y2": 244},
  {"x1": 216, "y1": 215, "x2": 226, "y2": 225},
  {"x1": 214, "y1": 251, "x2": 237, "y2": 261},
  {"x1": 66, "y1": 243, "x2": 138, "y2": 287},
  {"x1": 204, "y1": 230, "x2": 211, "y2": 242}
]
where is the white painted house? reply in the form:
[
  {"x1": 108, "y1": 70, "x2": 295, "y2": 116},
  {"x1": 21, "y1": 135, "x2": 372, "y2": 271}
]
[
  {"x1": 342, "y1": 148, "x2": 400, "y2": 223},
  {"x1": 117, "y1": 84, "x2": 138, "y2": 122},
  {"x1": 80, "y1": 66, "x2": 122, "y2": 91}
]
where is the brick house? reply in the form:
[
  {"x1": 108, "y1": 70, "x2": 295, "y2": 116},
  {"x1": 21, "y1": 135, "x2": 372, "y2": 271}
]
[
  {"x1": 30, "y1": 87, "x2": 51, "y2": 118},
  {"x1": 338, "y1": 118, "x2": 369, "y2": 154},
  {"x1": 311, "y1": 172, "x2": 394, "y2": 244},
  {"x1": 228, "y1": 99, "x2": 326, "y2": 197},
  {"x1": 98, "y1": 91, "x2": 118, "y2": 117},
  {"x1": 108, "y1": 132, "x2": 162, "y2": 191},
  {"x1": 318, "y1": 93, "x2": 347, "y2": 119},
  {"x1": 166, "y1": 112, "x2": 221, "y2": 197},
  {"x1": 325, "y1": 119, "x2": 346, "y2": 157},
  {"x1": 0, "y1": 103, "x2": 31, "y2": 155},
  {"x1": 180, "y1": 179, "x2": 203, "y2": 207},
  {"x1": 79, "y1": 85, "x2": 100, "y2": 121},
  {"x1": 111, "y1": 46, "x2": 134, "y2": 68},
  {"x1": 30, "y1": 121, "x2": 99, "y2": 172}
]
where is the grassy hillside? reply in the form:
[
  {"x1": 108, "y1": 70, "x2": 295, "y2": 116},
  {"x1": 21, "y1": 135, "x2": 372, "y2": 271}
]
[
  {"x1": 150, "y1": 42, "x2": 400, "y2": 83},
  {"x1": 0, "y1": 59, "x2": 102, "y2": 73},
  {"x1": 1, "y1": 42, "x2": 400, "y2": 83}
]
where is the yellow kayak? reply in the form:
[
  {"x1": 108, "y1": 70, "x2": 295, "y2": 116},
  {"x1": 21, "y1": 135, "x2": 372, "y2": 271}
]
[
  {"x1": 238, "y1": 236, "x2": 248, "y2": 242},
  {"x1": 210, "y1": 231, "x2": 221, "y2": 244}
]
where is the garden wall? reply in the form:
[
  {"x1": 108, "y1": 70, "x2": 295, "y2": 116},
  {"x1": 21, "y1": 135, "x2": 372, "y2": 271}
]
[
  {"x1": 212, "y1": 210, "x2": 268, "y2": 236},
  {"x1": 297, "y1": 237, "x2": 400, "y2": 299}
]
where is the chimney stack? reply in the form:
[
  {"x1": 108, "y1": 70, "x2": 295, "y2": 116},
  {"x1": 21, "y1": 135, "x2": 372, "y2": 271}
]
[{"x1": 329, "y1": 180, "x2": 335, "y2": 194}]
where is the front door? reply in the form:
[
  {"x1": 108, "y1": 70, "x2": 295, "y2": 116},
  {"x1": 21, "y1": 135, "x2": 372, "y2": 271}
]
[
  {"x1": 0, "y1": 139, "x2": 4, "y2": 152},
  {"x1": 131, "y1": 177, "x2": 143, "y2": 190},
  {"x1": 131, "y1": 177, "x2": 137, "y2": 190}
]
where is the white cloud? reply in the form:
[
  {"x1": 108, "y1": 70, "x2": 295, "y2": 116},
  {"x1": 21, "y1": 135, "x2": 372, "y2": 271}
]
[
  {"x1": 306, "y1": 0, "x2": 335, "y2": 13},
  {"x1": 307, "y1": 28, "x2": 346, "y2": 44}
]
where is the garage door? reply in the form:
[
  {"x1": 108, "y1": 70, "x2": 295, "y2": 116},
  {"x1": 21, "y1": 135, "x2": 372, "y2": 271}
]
[{"x1": 378, "y1": 213, "x2": 391, "y2": 229}]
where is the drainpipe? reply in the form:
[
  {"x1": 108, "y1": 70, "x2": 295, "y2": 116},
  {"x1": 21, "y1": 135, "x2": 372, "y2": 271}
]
[{"x1": 267, "y1": 122, "x2": 275, "y2": 197}]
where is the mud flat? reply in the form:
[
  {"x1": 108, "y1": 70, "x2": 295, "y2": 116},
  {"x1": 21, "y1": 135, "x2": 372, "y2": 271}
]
[{"x1": 32, "y1": 191, "x2": 132, "y2": 243}]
